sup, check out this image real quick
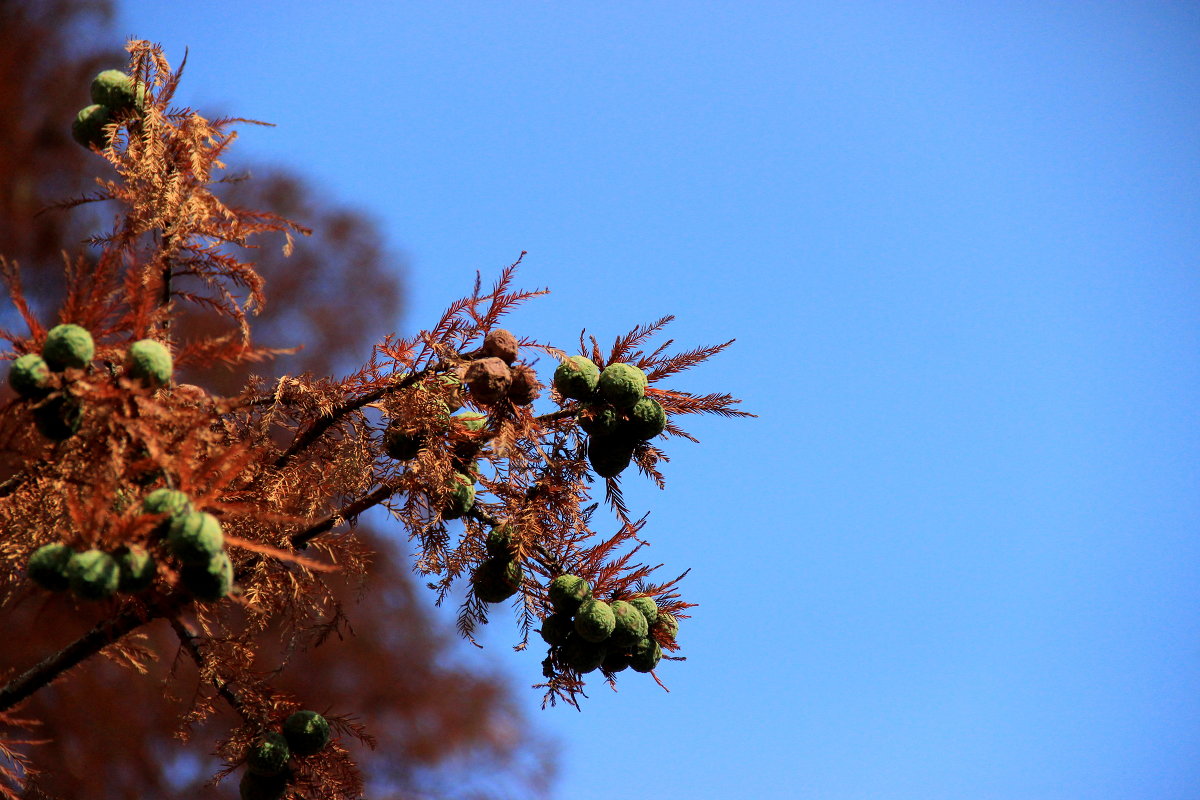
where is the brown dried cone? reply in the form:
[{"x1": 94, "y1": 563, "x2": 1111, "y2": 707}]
[
  {"x1": 464, "y1": 357, "x2": 512, "y2": 405},
  {"x1": 507, "y1": 363, "x2": 541, "y2": 405},
  {"x1": 481, "y1": 328, "x2": 520, "y2": 364}
]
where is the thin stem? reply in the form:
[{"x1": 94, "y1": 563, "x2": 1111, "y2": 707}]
[
  {"x1": 290, "y1": 480, "x2": 400, "y2": 549},
  {"x1": 169, "y1": 615, "x2": 249, "y2": 721}
]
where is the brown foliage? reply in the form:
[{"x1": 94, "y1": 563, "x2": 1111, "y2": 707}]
[{"x1": 0, "y1": 37, "x2": 748, "y2": 799}]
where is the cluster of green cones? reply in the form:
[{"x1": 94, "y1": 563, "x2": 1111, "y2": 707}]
[
  {"x1": 25, "y1": 487, "x2": 233, "y2": 602},
  {"x1": 71, "y1": 69, "x2": 145, "y2": 150},
  {"x1": 539, "y1": 574, "x2": 677, "y2": 676},
  {"x1": 8, "y1": 325, "x2": 173, "y2": 442},
  {"x1": 240, "y1": 710, "x2": 332, "y2": 800},
  {"x1": 552, "y1": 356, "x2": 667, "y2": 478}
]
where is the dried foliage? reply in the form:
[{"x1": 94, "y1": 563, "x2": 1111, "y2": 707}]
[{"x1": 0, "y1": 40, "x2": 749, "y2": 798}]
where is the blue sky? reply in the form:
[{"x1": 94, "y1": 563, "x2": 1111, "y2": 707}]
[{"x1": 116, "y1": 3, "x2": 1200, "y2": 798}]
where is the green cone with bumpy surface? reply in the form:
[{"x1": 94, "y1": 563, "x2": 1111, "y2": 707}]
[
  {"x1": 624, "y1": 396, "x2": 666, "y2": 440},
  {"x1": 247, "y1": 731, "x2": 290, "y2": 777},
  {"x1": 574, "y1": 598, "x2": 616, "y2": 643},
  {"x1": 239, "y1": 769, "x2": 289, "y2": 800},
  {"x1": 42, "y1": 324, "x2": 94, "y2": 370},
  {"x1": 559, "y1": 633, "x2": 607, "y2": 674},
  {"x1": 115, "y1": 545, "x2": 156, "y2": 592},
  {"x1": 609, "y1": 599, "x2": 649, "y2": 647},
  {"x1": 283, "y1": 710, "x2": 331, "y2": 756},
  {"x1": 577, "y1": 404, "x2": 619, "y2": 437},
  {"x1": 167, "y1": 511, "x2": 224, "y2": 564},
  {"x1": 33, "y1": 396, "x2": 82, "y2": 441},
  {"x1": 71, "y1": 104, "x2": 112, "y2": 149},
  {"x1": 553, "y1": 356, "x2": 599, "y2": 400},
  {"x1": 548, "y1": 574, "x2": 591, "y2": 615},
  {"x1": 181, "y1": 551, "x2": 233, "y2": 601},
  {"x1": 653, "y1": 611, "x2": 679, "y2": 641},
  {"x1": 587, "y1": 434, "x2": 636, "y2": 479},
  {"x1": 383, "y1": 421, "x2": 423, "y2": 461},
  {"x1": 629, "y1": 596, "x2": 658, "y2": 627},
  {"x1": 126, "y1": 339, "x2": 172, "y2": 386},
  {"x1": 143, "y1": 488, "x2": 192, "y2": 522},
  {"x1": 630, "y1": 636, "x2": 663, "y2": 673},
  {"x1": 539, "y1": 613, "x2": 574, "y2": 646},
  {"x1": 472, "y1": 557, "x2": 523, "y2": 603},
  {"x1": 90, "y1": 70, "x2": 143, "y2": 110},
  {"x1": 485, "y1": 523, "x2": 515, "y2": 558},
  {"x1": 597, "y1": 362, "x2": 647, "y2": 409},
  {"x1": 441, "y1": 472, "x2": 475, "y2": 520},
  {"x1": 9, "y1": 354, "x2": 51, "y2": 398},
  {"x1": 27, "y1": 543, "x2": 74, "y2": 591},
  {"x1": 67, "y1": 549, "x2": 119, "y2": 599}
]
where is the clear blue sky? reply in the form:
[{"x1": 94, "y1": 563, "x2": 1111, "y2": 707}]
[{"x1": 116, "y1": 3, "x2": 1200, "y2": 798}]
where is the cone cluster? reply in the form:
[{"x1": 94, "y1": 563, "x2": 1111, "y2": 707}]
[
  {"x1": 24, "y1": 488, "x2": 234, "y2": 602},
  {"x1": 240, "y1": 710, "x2": 332, "y2": 800},
  {"x1": 8, "y1": 326, "x2": 173, "y2": 442},
  {"x1": 538, "y1": 574, "x2": 674, "y2": 676},
  {"x1": 71, "y1": 69, "x2": 145, "y2": 150},
  {"x1": 462, "y1": 329, "x2": 542, "y2": 407},
  {"x1": 552, "y1": 357, "x2": 667, "y2": 478}
]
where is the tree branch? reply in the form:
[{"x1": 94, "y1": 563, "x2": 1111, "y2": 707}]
[{"x1": 0, "y1": 594, "x2": 188, "y2": 713}]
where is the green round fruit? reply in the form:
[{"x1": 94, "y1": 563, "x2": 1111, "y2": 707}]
[
  {"x1": 33, "y1": 395, "x2": 82, "y2": 441},
  {"x1": 27, "y1": 543, "x2": 74, "y2": 591},
  {"x1": 441, "y1": 472, "x2": 476, "y2": 520},
  {"x1": 587, "y1": 434, "x2": 636, "y2": 479},
  {"x1": 247, "y1": 731, "x2": 291, "y2": 777},
  {"x1": 180, "y1": 551, "x2": 233, "y2": 601},
  {"x1": 629, "y1": 596, "x2": 659, "y2": 627},
  {"x1": 553, "y1": 356, "x2": 599, "y2": 400},
  {"x1": 574, "y1": 598, "x2": 616, "y2": 643},
  {"x1": 71, "y1": 104, "x2": 112, "y2": 150},
  {"x1": 609, "y1": 599, "x2": 650, "y2": 647},
  {"x1": 597, "y1": 362, "x2": 647, "y2": 409},
  {"x1": 239, "y1": 769, "x2": 289, "y2": 800},
  {"x1": 142, "y1": 488, "x2": 192, "y2": 517},
  {"x1": 472, "y1": 557, "x2": 523, "y2": 603},
  {"x1": 90, "y1": 70, "x2": 144, "y2": 111},
  {"x1": 559, "y1": 633, "x2": 607, "y2": 673},
  {"x1": 282, "y1": 710, "x2": 331, "y2": 756},
  {"x1": 630, "y1": 636, "x2": 663, "y2": 673},
  {"x1": 115, "y1": 544, "x2": 156, "y2": 592},
  {"x1": 167, "y1": 511, "x2": 224, "y2": 564},
  {"x1": 548, "y1": 574, "x2": 591, "y2": 615},
  {"x1": 126, "y1": 339, "x2": 172, "y2": 386},
  {"x1": 9, "y1": 354, "x2": 51, "y2": 398},
  {"x1": 577, "y1": 404, "x2": 619, "y2": 437},
  {"x1": 383, "y1": 420, "x2": 423, "y2": 461},
  {"x1": 485, "y1": 523, "x2": 515, "y2": 559},
  {"x1": 624, "y1": 396, "x2": 666, "y2": 440},
  {"x1": 653, "y1": 611, "x2": 679, "y2": 641},
  {"x1": 66, "y1": 549, "x2": 120, "y2": 599},
  {"x1": 42, "y1": 324, "x2": 94, "y2": 370},
  {"x1": 539, "y1": 613, "x2": 574, "y2": 646}
]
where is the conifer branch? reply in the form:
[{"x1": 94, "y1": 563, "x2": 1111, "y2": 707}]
[{"x1": 0, "y1": 595, "x2": 188, "y2": 713}]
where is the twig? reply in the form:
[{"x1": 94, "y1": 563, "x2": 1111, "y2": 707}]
[
  {"x1": 168, "y1": 615, "x2": 250, "y2": 721},
  {"x1": 289, "y1": 481, "x2": 400, "y2": 549}
]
